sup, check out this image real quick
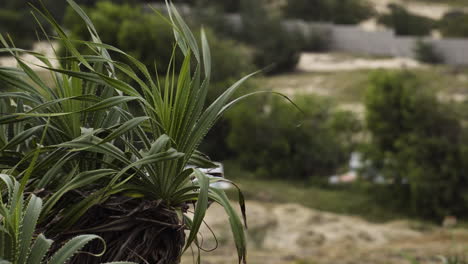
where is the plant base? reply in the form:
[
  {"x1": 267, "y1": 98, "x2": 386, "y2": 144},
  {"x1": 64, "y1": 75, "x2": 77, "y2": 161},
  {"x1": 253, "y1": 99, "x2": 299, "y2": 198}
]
[{"x1": 46, "y1": 196, "x2": 185, "y2": 264}]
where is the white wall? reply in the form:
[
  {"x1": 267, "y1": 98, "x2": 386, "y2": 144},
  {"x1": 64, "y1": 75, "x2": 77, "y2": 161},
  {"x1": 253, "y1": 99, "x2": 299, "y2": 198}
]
[{"x1": 295, "y1": 21, "x2": 468, "y2": 65}]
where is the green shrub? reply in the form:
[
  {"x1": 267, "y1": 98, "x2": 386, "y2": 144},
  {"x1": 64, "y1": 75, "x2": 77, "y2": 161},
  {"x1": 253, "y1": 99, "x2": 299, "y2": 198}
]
[
  {"x1": 117, "y1": 16, "x2": 181, "y2": 71},
  {"x1": 196, "y1": 0, "x2": 240, "y2": 13},
  {"x1": 63, "y1": 1, "x2": 253, "y2": 79},
  {"x1": 203, "y1": 29, "x2": 255, "y2": 94},
  {"x1": 332, "y1": 0, "x2": 375, "y2": 24},
  {"x1": 413, "y1": 39, "x2": 444, "y2": 64},
  {"x1": 240, "y1": 0, "x2": 303, "y2": 74},
  {"x1": 284, "y1": 0, "x2": 334, "y2": 22},
  {"x1": 438, "y1": 11, "x2": 468, "y2": 38},
  {"x1": 0, "y1": 9, "x2": 37, "y2": 49},
  {"x1": 62, "y1": 2, "x2": 183, "y2": 73},
  {"x1": 364, "y1": 71, "x2": 468, "y2": 220},
  {"x1": 226, "y1": 94, "x2": 361, "y2": 180},
  {"x1": 378, "y1": 4, "x2": 435, "y2": 36},
  {"x1": 0, "y1": 0, "x2": 97, "y2": 48},
  {"x1": 200, "y1": 80, "x2": 256, "y2": 161},
  {"x1": 197, "y1": 0, "x2": 305, "y2": 73},
  {"x1": 303, "y1": 27, "x2": 331, "y2": 52},
  {"x1": 284, "y1": 0, "x2": 374, "y2": 25},
  {"x1": 198, "y1": 30, "x2": 255, "y2": 160}
]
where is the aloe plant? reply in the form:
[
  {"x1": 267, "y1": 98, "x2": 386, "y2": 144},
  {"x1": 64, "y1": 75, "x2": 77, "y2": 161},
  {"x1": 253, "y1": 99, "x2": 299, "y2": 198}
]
[
  {"x1": 0, "y1": 174, "x2": 136, "y2": 264},
  {"x1": 0, "y1": 0, "x2": 296, "y2": 263}
]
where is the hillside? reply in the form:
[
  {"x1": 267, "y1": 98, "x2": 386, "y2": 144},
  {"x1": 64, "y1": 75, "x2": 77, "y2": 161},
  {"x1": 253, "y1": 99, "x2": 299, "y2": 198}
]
[{"x1": 182, "y1": 200, "x2": 468, "y2": 264}]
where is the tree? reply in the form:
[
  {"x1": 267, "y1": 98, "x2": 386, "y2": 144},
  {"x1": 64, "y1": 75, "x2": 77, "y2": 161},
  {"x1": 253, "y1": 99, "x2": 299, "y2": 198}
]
[
  {"x1": 364, "y1": 71, "x2": 468, "y2": 219},
  {"x1": 240, "y1": 0, "x2": 303, "y2": 74},
  {"x1": 227, "y1": 94, "x2": 361, "y2": 180},
  {"x1": 438, "y1": 11, "x2": 468, "y2": 38},
  {"x1": 284, "y1": 0, "x2": 334, "y2": 22},
  {"x1": 63, "y1": 2, "x2": 182, "y2": 74},
  {"x1": 284, "y1": 0, "x2": 374, "y2": 24},
  {"x1": 197, "y1": 0, "x2": 240, "y2": 13},
  {"x1": 332, "y1": 0, "x2": 374, "y2": 24},
  {"x1": 413, "y1": 39, "x2": 444, "y2": 64},
  {"x1": 378, "y1": 4, "x2": 435, "y2": 36}
]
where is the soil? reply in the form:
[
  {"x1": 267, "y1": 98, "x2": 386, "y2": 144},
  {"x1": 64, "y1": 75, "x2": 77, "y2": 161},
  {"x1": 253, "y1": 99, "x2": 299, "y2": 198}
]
[
  {"x1": 0, "y1": 41, "x2": 59, "y2": 69},
  {"x1": 182, "y1": 201, "x2": 468, "y2": 264},
  {"x1": 368, "y1": 0, "x2": 466, "y2": 19},
  {"x1": 297, "y1": 53, "x2": 421, "y2": 72}
]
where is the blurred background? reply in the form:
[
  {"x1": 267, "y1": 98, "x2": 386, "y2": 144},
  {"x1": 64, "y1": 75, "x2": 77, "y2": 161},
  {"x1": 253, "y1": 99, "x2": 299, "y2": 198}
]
[{"x1": 3, "y1": 0, "x2": 468, "y2": 263}]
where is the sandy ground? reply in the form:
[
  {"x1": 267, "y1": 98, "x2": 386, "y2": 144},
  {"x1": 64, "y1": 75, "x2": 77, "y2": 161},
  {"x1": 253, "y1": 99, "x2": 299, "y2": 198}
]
[
  {"x1": 360, "y1": 0, "x2": 468, "y2": 33},
  {"x1": 297, "y1": 53, "x2": 421, "y2": 72},
  {"x1": 369, "y1": 0, "x2": 467, "y2": 19},
  {"x1": 267, "y1": 52, "x2": 418, "y2": 116},
  {"x1": 0, "y1": 41, "x2": 59, "y2": 69},
  {"x1": 182, "y1": 201, "x2": 468, "y2": 264}
]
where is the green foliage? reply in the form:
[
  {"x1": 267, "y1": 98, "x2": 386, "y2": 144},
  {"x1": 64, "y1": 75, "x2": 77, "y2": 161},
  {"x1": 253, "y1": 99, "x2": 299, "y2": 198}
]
[
  {"x1": 0, "y1": 0, "x2": 263, "y2": 262},
  {"x1": 284, "y1": 0, "x2": 374, "y2": 24},
  {"x1": 332, "y1": 0, "x2": 375, "y2": 24},
  {"x1": 202, "y1": 29, "x2": 254, "y2": 96},
  {"x1": 62, "y1": 1, "x2": 183, "y2": 74},
  {"x1": 0, "y1": 0, "x2": 97, "y2": 49},
  {"x1": 364, "y1": 71, "x2": 468, "y2": 220},
  {"x1": 198, "y1": 31, "x2": 255, "y2": 160},
  {"x1": 240, "y1": 0, "x2": 303, "y2": 74},
  {"x1": 438, "y1": 11, "x2": 468, "y2": 38},
  {"x1": 284, "y1": 0, "x2": 334, "y2": 22},
  {"x1": 0, "y1": 175, "x2": 136, "y2": 264},
  {"x1": 378, "y1": 4, "x2": 436, "y2": 36},
  {"x1": 0, "y1": 9, "x2": 37, "y2": 49},
  {"x1": 413, "y1": 39, "x2": 444, "y2": 64},
  {"x1": 226, "y1": 94, "x2": 361, "y2": 180},
  {"x1": 303, "y1": 28, "x2": 331, "y2": 52},
  {"x1": 63, "y1": 1, "x2": 253, "y2": 80},
  {"x1": 196, "y1": 0, "x2": 240, "y2": 13}
]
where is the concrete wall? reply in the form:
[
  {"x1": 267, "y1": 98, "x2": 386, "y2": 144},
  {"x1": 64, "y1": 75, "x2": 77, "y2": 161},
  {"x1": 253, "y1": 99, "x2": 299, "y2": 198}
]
[
  {"x1": 330, "y1": 25, "x2": 396, "y2": 56},
  {"x1": 293, "y1": 22, "x2": 468, "y2": 65},
  {"x1": 431, "y1": 38, "x2": 468, "y2": 65}
]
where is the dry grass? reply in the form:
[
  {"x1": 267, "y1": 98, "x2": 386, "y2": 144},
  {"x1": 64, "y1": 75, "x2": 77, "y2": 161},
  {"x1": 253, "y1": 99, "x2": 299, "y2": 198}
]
[{"x1": 261, "y1": 65, "x2": 468, "y2": 105}]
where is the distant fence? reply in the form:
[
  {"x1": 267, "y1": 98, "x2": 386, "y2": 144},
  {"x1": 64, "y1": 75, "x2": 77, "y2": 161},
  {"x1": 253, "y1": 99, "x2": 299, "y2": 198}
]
[{"x1": 284, "y1": 20, "x2": 468, "y2": 66}]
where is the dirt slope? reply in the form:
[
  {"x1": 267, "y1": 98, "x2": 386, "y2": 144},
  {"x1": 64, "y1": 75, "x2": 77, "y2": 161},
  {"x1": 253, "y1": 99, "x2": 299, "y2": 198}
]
[{"x1": 182, "y1": 201, "x2": 468, "y2": 264}]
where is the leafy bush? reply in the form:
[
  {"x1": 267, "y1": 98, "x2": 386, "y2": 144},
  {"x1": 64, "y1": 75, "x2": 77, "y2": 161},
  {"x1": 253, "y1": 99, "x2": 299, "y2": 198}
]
[
  {"x1": 63, "y1": 1, "x2": 253, "y2": 81},
  {"x1": 197, "y1": 0, "x2": 305, "y2": 73},
  {"x1": 226, "y1": 94, "x2": 361, "y2": 181},
  {"x1": 202, "y1": 29, "x2": 255, "y2": 96},
  {"x1": 198, "y1": 30, "x2": 255, "y2": 160},
  {"x1": 364, "y1": 71, "x2": 468, "y2": 220},
  {"x1": 196, "y1": 0, "x2": 240, "y2": 13},
  {"x1": 284, "y1": 0, "x2": 334, "y2": 22},
  {"x1": 62, "y1": 2, "x2": 183, "y2": 73},
  {"x1": 284, "y1": 0, "x2": 374, "y2": 24},
  {"x1": 378, "y1": 4, "x2": 435, "y2": 36},
  {"x1": 332, "y1": 0, "x2": 375, "y2": 24},
  {"x1": 413, "y1": 39, "x2": 444, "y2": 64},
  {"x1": 438, "y1": 10, "x2": 468, "y2": 38},
  {"x1": 240, "y1": 0, "x2": 303, "y2": 74},
  {"x1": 0, "y1": 0, "x2": 98, "y2": 48},
  {"x1": 303, "y1": 27, "x2": 331, "y2": 52},
  {"x1": 0, "y1": 9, "x2": 37, "y2": 49}
]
